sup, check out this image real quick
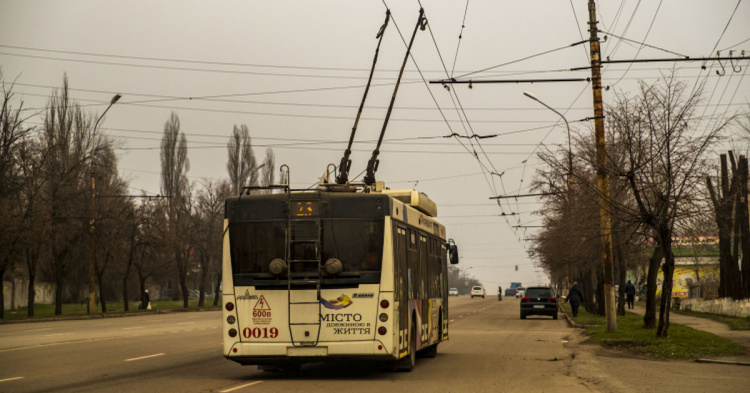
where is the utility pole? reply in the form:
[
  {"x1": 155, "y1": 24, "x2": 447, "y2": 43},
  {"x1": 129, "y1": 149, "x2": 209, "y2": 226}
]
[{"x1": 588, "y1": 0, "x2": 616, "y2": 332}]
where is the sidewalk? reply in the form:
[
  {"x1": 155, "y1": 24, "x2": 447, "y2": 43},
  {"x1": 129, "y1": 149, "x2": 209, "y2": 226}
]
[{"x1": 630, "y1": 305, "x2": 750, "y2": 356}]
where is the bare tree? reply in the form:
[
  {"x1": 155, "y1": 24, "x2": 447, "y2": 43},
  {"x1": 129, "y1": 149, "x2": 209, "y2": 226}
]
[
  {"x1": 160, "y1": 112, "x2": 192, "y2": 307},
  {"x1": 41, "y1": 75, "x2": 97, "y2": 315},
  {"x1": 611, "y1": 75, "x2": 726, "y2": 337},
  {"x1": 193, "y1": 179, "x2": 230, "y2": 306},
  {"x1": 226, "y1": 124, "x2": 258, "y2": 195},
  {"x1": 261, "y1": 148, "x2": 275, "y2": 192},
  {"x1": 0, "y1": 69, "x2": 33, "y2": 318}
]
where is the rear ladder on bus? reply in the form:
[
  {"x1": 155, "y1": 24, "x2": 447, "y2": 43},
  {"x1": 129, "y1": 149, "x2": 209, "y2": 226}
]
[{"x1": 286, "y1": 191, "x2": 323, "y2": 346}]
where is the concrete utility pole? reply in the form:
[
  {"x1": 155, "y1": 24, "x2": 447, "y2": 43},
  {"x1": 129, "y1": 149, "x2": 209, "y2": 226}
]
[
  {"x1": 587, "y1": 0, "x2": 616, "y2": 332},
  {"x1": 89, "y1": 93, "x2": 121, "y2": 314}
]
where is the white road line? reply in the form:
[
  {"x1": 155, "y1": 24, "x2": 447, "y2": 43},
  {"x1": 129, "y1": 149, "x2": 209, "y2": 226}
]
[
  {"x1": 45, "y1": 333, "x2": 75, "y2": 337},
  {"x1": 449, "y1": 319, "x2": 455, "y2": 323},
  {"x1": 125, "y1": 353, "x2": 165, "y2": 362},
  {"x1": 178, "y1": 322, "x2": 195, "y2": 325},
  {"x1": 0, "y1": 377, "x2": 24, "y2": 383},
  {"x1": 220, "y1": 381, "x2": 264, "y2": 392},
  {"x1": 123, "y1": 327, "x2": 144, "y2": 330},
  {"x1": 0, "y1": 337, "x2": 114, "y2": 353},
  {"x1": 26, "y1": 328, "x2": 52, "y2": 332}
]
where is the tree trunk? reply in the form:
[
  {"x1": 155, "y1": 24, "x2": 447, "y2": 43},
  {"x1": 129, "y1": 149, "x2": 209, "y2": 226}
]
[
  {"x1": 707, "y1": 154, "x2": 742, "y2": 299},
  {"x1": 198, "y1": 255, "x2": 209, "y2": 307},
  {"x1": 97, "y1": 270, "x2": 107, "y2": 313},
  {"x1": 617, "y1": 251, "x2": 626, "y2": 316},
  {"x1": 176, "y1": 247, "x2": 190, "y2": 308},
  {"x1": 0, "y1": 266, "x2": 5, "y2": 319},
  {"x1": 54, "y1": 256, "x2": 65, "y2": 315},
  {"x1": 27, "y1": 270, "x2": 36, "y2": 317},
  {"x1": 122, "y1": 239, "x2": 135, "y2": 312},
  {"x1": 738, "y1": 156, "x2": 750, "y2": 299},
  {"x1": 213, "y1": 272, "x2": 222, "y2": 306},
  {"x1": 644, "y1": 244, "x2": 663, "y2": 328},
  {"x1": 656, "y1": 228, "x2": 675, "y2": 337},
  {"x1": 596, "y1": 274, "x2": 605, "y2": 316}
]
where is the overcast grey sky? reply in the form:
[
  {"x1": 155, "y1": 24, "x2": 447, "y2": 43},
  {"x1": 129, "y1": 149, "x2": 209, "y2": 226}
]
[{"x1": 1, "y1": 1, "x2": 748, "y2": 289}]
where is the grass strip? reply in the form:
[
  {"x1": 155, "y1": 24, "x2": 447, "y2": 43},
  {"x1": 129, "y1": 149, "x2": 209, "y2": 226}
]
[
  {"x1": 561, "y1": 303, "x2": 744, "y2": 359},
  {"x1": 673, "y1": 309, "x2": 750, "y2": 331}
]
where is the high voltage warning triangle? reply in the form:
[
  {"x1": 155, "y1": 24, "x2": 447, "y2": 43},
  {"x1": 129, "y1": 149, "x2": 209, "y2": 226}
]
[{"x1": 253, "y1": 295, "x2": 271, "y2": 310}]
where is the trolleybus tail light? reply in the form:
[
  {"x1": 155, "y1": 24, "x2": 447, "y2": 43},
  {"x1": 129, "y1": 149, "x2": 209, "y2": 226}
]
[
  {"x1": 227, "y1": 315, "x2": 236, "y2": 324},
  {"x1": 549, "y1": 297, "x2": 556, "y2": 302},
  {"x1": 228, "y1": 328, "x2": 237, "y2": 338},
  {"x1": 378, "y1": 326, "x2": 387, "y2": 335},
  {"x1": 225, "y1": 302, "x2": 234, "y2": 312},
  {"x1": 379, "y1": 313, "x2": 388, "y2": 322},
  {"x1": 521, "y1": 297, "x2": 530, "y2": 302},
  {"x1": 380, "y1": 299, "x2": 389, "y2": 309}
]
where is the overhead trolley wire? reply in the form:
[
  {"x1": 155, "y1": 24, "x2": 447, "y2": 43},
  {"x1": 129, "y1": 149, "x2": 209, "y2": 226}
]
[
  {"x1": 568, "y1": 0, "x2": 589, "y2": 61},
  {"x1": 609, "y1": 0, "x2": 664, "y2": 88},
  {"x1": 450, "y1": 0, "x2": 471, "y2": 78},
  {"x1": 452, "y1": 40, "x2": 590, "y2": 80},
  {"x1": 416, "y1": 1, "x2": 523, "y2": 232}
]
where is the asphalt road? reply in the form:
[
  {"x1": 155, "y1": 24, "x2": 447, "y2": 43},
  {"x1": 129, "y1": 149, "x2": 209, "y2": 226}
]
[{"x1": 0, "y1": 296, "x2": 585, "y2": 392}]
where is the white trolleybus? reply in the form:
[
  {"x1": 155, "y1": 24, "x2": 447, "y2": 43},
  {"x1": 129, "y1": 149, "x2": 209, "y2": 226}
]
[
  {"x1": 222, "y1": 8, "x2": 458, "y2": 371},
  {"x1": 222, "y1": 177, "x2": 458, "y2": 371}
]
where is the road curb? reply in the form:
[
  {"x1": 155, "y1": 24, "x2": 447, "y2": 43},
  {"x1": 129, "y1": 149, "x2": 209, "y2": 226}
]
[
  {"x1": 695, "y1": 358, "x2": 750, "y2": 367},
  {"x1": 0, "y1": 307, "x2": 220, "y2": 325}
]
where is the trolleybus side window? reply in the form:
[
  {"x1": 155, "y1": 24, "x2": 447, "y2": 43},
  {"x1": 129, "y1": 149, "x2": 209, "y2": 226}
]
[{"x1": 395, "y1": 226, "x2": 407, "y2": 303}]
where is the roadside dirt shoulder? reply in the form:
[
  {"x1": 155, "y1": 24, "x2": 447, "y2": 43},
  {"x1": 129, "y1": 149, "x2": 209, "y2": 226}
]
[{"x1": 565, "y1": 330, "x2": 750, "y2": 393}]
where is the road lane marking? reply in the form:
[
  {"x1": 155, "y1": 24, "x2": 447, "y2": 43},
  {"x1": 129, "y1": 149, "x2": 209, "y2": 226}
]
[
  {"x1": 26, "y1": 328, "x2": 52, "y2": 332},
  {"x1": 45, "y1": 332, "x2": 75, "y2": 337},
  {"x1": 0, "y1": 377, "x2": 24, "y2": 383},
  {"x1": 0, "y1": 337, "x2": 115, "y2": 353},
  {"x1": 125, "y1": 353, "x2": 165, "y2": 362},
  {"x1": 220, "y1": 381, "x2": 263, "y2": 392},
  {"x1": 450, "y1": 319, "x2": 455, "y2": 323},
  {"x1": 123, "y1": 327, "x2": 144, "y2": 330},
  {"x1": 178, "y1": 322, "x2": 195, "y2": 325}
]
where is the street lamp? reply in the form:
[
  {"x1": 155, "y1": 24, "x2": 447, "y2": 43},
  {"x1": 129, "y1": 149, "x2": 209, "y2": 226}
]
[
  {"x1": 89, "y1": 93, "x2": 121, "y2": 314},
  {"x1": 523, "y1": 91, "x2": 573, "y2": 196}
]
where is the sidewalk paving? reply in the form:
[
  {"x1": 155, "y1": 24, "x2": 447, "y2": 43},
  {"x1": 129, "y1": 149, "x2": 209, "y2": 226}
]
[{"x1": 630, "y1": 305, "x2": 750, "y2": 362}]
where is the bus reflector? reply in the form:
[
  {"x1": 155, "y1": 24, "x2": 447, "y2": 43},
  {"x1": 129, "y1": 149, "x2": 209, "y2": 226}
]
[
  {"x1": 229, "y1": 328, "x2": 237, "y2": 337},
  {"x1": 380, "y1": 299, "x2": 389, "y2": 309},
  {"x1": 226, "y1": 302, "x2": 234, "y2": 311},
  {"x1": 378, "y1": 327, "x2": 387, "y2": 335},
  {"x1": 233, "y1": 348, "x2": 237, "y2": 353}
]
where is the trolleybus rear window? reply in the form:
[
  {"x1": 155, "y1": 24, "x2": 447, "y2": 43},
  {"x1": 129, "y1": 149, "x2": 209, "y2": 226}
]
[{"x1": 229, "y1": 218, "x2": 384, "y2": 286}]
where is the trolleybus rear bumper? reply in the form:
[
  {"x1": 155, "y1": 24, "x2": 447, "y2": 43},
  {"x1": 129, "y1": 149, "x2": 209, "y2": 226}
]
[{"x1": 226, "y1": 340, "x2": 396, "y2": 365}]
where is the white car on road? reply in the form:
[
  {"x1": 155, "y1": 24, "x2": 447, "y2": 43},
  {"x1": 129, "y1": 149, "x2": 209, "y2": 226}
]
[{"x1": 470, "y1": 286, "x2": 486, "y2": 298}]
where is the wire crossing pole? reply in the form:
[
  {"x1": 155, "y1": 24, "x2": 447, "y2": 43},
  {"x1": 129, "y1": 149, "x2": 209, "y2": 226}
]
[{"x1": 588, "y1": 0, "x2": 616, "y2": 332}]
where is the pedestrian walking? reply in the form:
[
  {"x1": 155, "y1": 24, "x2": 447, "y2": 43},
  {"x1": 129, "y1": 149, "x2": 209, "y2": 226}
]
[
  {"x1": 566, "y1": 283, "x2": 583, "y2": 317},
  {"x1": 140, "y1": 289, "x2": 150, "y2": 310},
  {"x1": 625, "y1": 280, "x2": 636, "y2": 309}
]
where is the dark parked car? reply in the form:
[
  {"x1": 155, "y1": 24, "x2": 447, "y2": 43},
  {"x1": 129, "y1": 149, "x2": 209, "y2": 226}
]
[
  {"x1": 504, "y1": 288, "x2": 517, "y2": 297},
  {"x1": 520, "y1": 286, "x2": 558, "y2": 320}
]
